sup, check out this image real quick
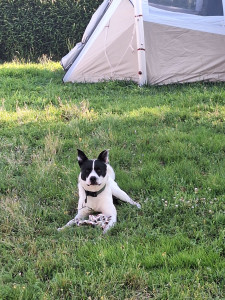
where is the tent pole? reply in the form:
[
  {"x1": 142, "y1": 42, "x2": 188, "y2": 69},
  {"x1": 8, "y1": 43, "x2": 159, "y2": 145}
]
[
  {"x1": 195, "y1": 0, "x2": 203, "y2": 12},
  {"x1": 223, "y1": 0, "x2": 225, "y2": 25},
  {"x1": 134, "y1": 0, "x2": 147, "y2": 86}
]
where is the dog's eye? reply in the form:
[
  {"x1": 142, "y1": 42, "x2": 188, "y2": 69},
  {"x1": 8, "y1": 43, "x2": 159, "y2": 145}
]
[
  {"x1": 96, "y1": 168, "x2": 101, "y2": 175},
  {"x1": 85, "y1": 169, "x2": 91, "y2": 174}
]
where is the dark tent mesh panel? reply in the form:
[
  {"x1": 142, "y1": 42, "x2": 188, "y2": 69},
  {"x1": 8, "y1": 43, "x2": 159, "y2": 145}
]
[{"x1": 148, "y1": 0, "x2": 224, "y2": 16}]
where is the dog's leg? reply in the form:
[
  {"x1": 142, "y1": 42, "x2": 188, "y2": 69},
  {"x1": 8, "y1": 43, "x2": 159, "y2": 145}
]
[
  {"x1": 111, "y1": 180, "x2": 141, "y2": 208},
  {"x1": 57, "y1": 218, "x2": 77, "y2": 231},
  {"x1": 103, "y1": 214, "x2": 117, "y2": 234},
  {"x1": 101, "y1": 205, "x2": 117, "y2": 234},
  {"x1": 57, "y1": 206, "x2": 92, "y2": 231}
]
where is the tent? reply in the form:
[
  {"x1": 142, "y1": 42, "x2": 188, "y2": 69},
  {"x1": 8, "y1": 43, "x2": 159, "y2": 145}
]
[{"x1": 61, "y1": 0, "x2": 225, "y2": 85}]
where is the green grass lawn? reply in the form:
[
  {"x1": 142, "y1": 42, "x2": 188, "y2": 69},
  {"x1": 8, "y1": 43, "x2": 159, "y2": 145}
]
[{"x1": 0, "y1": 61, "x2": 225, "y2": 300}]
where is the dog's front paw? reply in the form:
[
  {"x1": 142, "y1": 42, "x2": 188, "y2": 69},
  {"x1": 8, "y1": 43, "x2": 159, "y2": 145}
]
[
  {"x1": 103, "y1": 225, "x2": 111, "y2": 234},
  {"x1": 74, "y1": 218, "x2": 81, "y2": 226},
  {"x1": 57, "y1": 218, "x2": 79, "y2": 232},
  {"x1": 135, "y1": 202, "x2": 141, "y2": 209}
]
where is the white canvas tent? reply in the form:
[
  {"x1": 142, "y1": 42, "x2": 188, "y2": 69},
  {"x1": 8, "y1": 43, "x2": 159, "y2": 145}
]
[{"x1": 61, "y1": 0, "x2": 225, "y2": 85}]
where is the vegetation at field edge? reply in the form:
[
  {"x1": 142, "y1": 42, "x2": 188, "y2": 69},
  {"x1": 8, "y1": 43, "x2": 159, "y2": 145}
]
[{"x1": 0, "y1": 62, "x2": 225, "y2": 299}]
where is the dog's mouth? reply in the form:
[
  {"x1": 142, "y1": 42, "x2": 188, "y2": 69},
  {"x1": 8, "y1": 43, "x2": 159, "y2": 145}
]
[{"x1": 87, "y1": 183, "x2": 100, "y2": 186}]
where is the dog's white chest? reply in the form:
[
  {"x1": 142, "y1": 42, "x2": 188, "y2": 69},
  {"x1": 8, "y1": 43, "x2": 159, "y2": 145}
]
[{"x1": 84, "y1": 186, "x2": 112, "y2": 211}]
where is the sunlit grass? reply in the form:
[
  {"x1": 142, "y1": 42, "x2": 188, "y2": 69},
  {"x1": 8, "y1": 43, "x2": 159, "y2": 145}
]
[
  {"x1": 0, "y1": 100, "x2": 97, "y2": 126},
  {"x1": 0, "y1": 61, "x2": 225, "y2": 299}
]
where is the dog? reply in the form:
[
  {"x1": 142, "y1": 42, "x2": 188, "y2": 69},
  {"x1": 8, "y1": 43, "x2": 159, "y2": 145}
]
[{"x1": 58, "y1": 149, "x2": 141, "y2": 234}]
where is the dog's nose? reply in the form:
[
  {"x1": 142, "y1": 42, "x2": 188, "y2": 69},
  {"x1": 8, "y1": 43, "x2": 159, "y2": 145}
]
[{"x1": 90, "y1": 176, "x2": 97, "y2": 184}]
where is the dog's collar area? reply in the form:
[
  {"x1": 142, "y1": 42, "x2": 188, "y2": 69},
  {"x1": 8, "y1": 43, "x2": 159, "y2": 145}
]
[{"x1": 84, "y1": 185, "x2": 106, "y2": 203}]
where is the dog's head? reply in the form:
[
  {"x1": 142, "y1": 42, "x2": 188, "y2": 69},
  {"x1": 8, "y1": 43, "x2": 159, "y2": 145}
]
[{"x1": 77, "y1": 149, "x2": 109, "y2": 189}]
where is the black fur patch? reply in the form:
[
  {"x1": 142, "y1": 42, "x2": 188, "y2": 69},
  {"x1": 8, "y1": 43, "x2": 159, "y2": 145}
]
[
  {"x1": 80, "y1": 159, "x2": 107, "y2": 181},
  {"x1": 94, "y1": 160, "x2": 107, "y2": 177}
]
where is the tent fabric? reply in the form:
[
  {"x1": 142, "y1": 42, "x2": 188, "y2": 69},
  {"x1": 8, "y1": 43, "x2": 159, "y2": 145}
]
[
  {"x1": 61, "y1": 42, "x2": 83, "y2": 72},
  {"x1": 145, "y1": 22, "x2": 225, "y2": 85},
  {"x1": 61, "y1": 0, "x2": 111, "y2": 71},
  {"x1": 81, "y1": 0, "x2": 110, "y2": 44},
  {"x1": 61, "y1": 0, "x2": 225, "y2": 85},
  {"x1": 63, "y1": 0, "x2": 138, "y2": 83},
  {"x1": 144, "y1": 4, "x2": 225, "y2": 84}
]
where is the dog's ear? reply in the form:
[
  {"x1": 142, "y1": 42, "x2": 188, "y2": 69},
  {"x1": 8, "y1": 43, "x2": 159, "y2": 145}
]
[
  {"x1": 77, "y1": 149, "x2": 88, "y2": 167},
  {"x1": 98, "y1": 150, "x2": 109, "y2": 164}
]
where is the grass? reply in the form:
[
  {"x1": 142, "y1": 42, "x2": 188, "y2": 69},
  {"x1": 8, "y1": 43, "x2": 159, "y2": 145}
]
[{"x1": 0, "y1": 61, "x2": 225, "y2": 299}]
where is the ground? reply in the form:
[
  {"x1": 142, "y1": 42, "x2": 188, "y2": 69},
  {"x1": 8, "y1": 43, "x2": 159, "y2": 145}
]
[{"x1": 0, "y1": 61, "x2": 225, "y2": 299}]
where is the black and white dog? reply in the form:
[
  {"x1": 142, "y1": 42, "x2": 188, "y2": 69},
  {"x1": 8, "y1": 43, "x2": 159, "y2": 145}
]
[{"x1": 58, "y1": 149, "x2": 141, "y2": 234}]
